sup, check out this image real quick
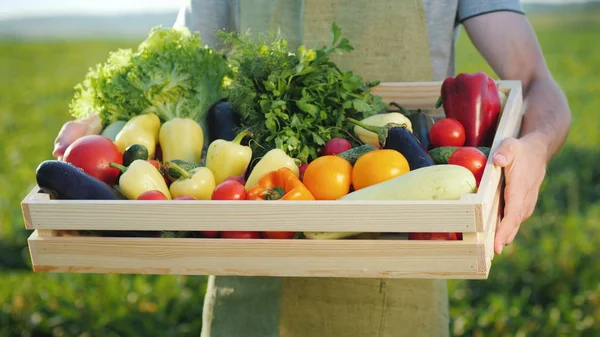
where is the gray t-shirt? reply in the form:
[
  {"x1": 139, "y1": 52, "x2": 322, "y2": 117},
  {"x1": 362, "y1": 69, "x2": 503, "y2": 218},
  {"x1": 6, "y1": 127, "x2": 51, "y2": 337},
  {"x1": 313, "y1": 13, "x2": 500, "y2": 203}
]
[{"x1": 173, "y1": 0, "x2": 524, "y2": 81}]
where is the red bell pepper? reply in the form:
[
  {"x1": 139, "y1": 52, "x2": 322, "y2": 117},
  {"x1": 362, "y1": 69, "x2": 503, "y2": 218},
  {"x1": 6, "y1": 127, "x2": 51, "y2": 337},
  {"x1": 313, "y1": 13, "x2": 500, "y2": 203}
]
[{"x1": 440, "y1": 72, "x2": 502, "y2": 147}]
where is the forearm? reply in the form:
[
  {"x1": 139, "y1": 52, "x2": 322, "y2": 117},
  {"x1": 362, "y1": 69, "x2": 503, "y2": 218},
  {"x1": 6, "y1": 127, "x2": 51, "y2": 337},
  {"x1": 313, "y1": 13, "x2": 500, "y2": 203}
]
[{"x1": 519, "y1": 75, "x2": 571, "y2": 163}]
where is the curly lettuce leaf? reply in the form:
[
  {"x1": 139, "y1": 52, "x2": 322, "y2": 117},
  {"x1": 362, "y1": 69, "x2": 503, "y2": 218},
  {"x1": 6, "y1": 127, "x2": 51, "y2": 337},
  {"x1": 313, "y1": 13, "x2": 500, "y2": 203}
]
[{"x1": 68, "y1": 26, "x2": 231, "y2": 127}]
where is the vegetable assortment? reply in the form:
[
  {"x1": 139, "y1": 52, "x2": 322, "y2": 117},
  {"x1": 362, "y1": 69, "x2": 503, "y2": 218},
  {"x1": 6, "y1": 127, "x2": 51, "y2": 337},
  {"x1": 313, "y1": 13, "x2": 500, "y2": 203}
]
[{"x1": 36, "y1": 23, "x2": 509, "y2": 242}]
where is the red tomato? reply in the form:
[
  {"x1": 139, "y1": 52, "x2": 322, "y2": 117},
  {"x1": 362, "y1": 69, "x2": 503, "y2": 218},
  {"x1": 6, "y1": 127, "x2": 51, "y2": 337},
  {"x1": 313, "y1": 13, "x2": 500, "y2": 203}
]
[
  {"x1": 408, "y1": 232, "x2": 459, "y2": 240},
  {"x1": 174, "y1": 196, "x2": 196, "y2": 200},
  {"x1": 448, "y1": 147, "x2": 487, "y2": 186},
  {"x1": 322, "y1": 138, "x2": 352, "y2": 156},
  {"x1": 199, "y1": 231, "x2": 220, "y2": 238},
  {"x1": 262, "y1": 231, "x2": 297, "y2": 239},
  {"x1": 429, "y1": 118, "x2": 466, "y2": 148},
  {"x1": 62, "y1": 135, "x2": 123, "y2": 185},
  {"x1": 137, "y1": 190, "x2": 168, "y2": 200},
  {"x1": 212, "y1": 180, "x2": 247, "y2": 200},
  {"x1": 221, "y1": 231, "x2": 261, "y2": 239},
  {"x1": 225, "y1": 175, "x2": 246, "y2": 185},
  {"x1": 298, "y1": 163, "x2": 309, "y2": 181}
]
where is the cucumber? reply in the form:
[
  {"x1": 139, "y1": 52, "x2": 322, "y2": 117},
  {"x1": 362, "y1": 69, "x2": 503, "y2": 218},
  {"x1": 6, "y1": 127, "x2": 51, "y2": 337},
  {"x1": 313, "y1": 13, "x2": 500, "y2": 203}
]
[
  {"x1": 429, "y1": 146, "x2": 491, "y2": 164},
  {"x1": 36, "y1": 160, "x2": 123, "y2": 200},
  {"x1": 123, "y1": 144, "x2": 149, "y2": 166},
  {"x1": 337, "y1": 144, "x2": 378, "y2": 165}
]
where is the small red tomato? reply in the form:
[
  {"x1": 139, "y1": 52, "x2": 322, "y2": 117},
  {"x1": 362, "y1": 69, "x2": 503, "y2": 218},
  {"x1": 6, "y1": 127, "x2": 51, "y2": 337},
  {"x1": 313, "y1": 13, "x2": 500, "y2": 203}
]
[
  {"x1": 63, "y1": 135, "x2": 123, "y2": 185},
  {"x1": 212, "y1": 180, "x2": 247, "y2": 200},
  {"x1": 199, "y1": 231, "x2": 220, "y2": 238},
  {"x1": 448, "y1": 147, "x2": 487, "y2": 186},
  {"x1": 262, "y1": 231, "x2": 297, "y2": 239},
  {"x1": 225, "y1": 175, "x2": 246, "y2": 185},
  {"x1": 429, "y1": 118, "x2": 466, "y2": 148},
  {"x1": 408, "y1": 232, "x2": 458, "y2": 240},
  {"x1": 322, "y1": 137, "x2": 352, "y2": 156},
  {"x1": 221, "y1": 231, "x2": 261, "y2": 239},
  {"x1": 137, "y1": 190, "x2": 168, "y2": 200},
  {"x1": 298, "y1": 163, "x2": 309, "y2": 181},
  {"x1": 174, "y1": 196, "x2": 196, "y2": 200}
]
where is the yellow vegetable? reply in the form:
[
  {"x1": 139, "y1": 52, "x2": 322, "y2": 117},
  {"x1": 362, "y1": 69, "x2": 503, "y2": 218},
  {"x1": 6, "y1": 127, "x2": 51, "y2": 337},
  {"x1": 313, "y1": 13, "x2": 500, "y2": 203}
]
[
  {"x1": 110, "y1": 160, "x2": 172, "y2": 200},
  {"x1": 244, "y1": 149, "x2": 299, "y2": 190},
  {"x1": 205, "y1": 130, "x2": 253, "y2": 185},
  {"x1": 353, "y1": 113, "x2": 412, "y2": 147},
  {"x1": 159, "y1": 117, "x2": 204, "y2": 163},
  {"x1": 115, "y1": 113, "x2": 161, "y2": 158},
  {"x1": 169, "y1": 166, "x2": 216, "y2": 200}
]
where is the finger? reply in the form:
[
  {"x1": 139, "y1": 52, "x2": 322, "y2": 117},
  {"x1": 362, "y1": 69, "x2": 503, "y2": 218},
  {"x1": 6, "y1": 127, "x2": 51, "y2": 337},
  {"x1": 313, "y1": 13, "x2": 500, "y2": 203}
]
[
  {"x1": 506, "y1": 226, "x2": 520, "y2": 245},
  {"x1": 52, "y1": 121, "x2": 90, "y2": 158},
  {"x1": 494, "y1": 181, "x2": 521, "y2": 254},
  {"x1": 492, "y1": 138, "x2": 518, "y2": 167},
  {"x1": 495, "y1": 212, "x2": 520, "y2": 254}
]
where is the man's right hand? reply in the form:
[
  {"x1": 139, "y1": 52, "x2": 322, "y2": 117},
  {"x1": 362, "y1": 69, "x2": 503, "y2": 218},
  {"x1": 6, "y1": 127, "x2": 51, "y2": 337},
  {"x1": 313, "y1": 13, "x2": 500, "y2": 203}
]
[{"x1": 52, "y1": 114, "x2": 103, "y2": 158}]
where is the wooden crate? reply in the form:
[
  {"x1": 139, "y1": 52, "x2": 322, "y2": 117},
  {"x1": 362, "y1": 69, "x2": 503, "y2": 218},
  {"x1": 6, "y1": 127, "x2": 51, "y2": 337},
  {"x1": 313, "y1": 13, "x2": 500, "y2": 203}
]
[{"x1": 20, "y1": 80, "x2": 523, "y2": 280}]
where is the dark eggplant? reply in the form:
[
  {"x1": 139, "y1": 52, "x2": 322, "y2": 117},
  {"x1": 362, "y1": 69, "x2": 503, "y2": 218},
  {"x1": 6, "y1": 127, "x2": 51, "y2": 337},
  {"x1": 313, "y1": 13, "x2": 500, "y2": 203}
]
[
  {"x1": 347, "y1": 118, "x2": 435, "y2": 170},
  {"x1": 206, "y1": 99, "x2": 241, "y2": 143},
  {"x1": 387, "y1": 102, "x2": 434, "y2": 150},
  {"x1": 36, "y1": 160, "x2": 123, "y2": 200}
]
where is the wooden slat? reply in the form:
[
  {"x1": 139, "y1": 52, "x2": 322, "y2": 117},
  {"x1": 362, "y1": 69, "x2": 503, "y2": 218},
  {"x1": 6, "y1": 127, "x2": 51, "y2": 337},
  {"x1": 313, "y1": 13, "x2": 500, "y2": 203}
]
[
  {"x1": 27, "y1": 230, "x2": 485, "y2": 279},
  {"x1": 371, "y1": 81, "x2": 443, "y2": 109},
  {"x1": 22, "y1": 195, "x2": 480, "y2": 232}
]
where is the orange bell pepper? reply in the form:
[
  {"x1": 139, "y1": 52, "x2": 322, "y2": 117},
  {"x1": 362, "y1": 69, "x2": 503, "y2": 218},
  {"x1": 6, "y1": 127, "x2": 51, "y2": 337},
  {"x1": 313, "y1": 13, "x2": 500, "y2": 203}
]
[{"x1": 247, "y1": 167, "x2": 315, "y2": 200}]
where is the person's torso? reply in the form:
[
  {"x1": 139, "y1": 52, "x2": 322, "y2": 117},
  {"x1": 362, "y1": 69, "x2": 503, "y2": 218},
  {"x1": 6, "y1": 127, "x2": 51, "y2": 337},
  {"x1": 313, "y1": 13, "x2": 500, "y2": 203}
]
[{"x1": 174, "y1": 0, "x2": 462, "y2": 81}]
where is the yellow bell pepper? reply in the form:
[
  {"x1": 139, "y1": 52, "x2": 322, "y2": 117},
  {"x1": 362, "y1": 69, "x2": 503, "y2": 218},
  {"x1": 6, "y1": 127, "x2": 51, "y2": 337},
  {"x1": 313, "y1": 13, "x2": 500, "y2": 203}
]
[
  {"x1": 244, "y1": 149, "x2": 299, "y2": 191},
  {"x1": 115, "y1": 113, "x2": 161, "y2": 159},
  {"x1": 167, "y1": 162, "x2": 216, "y2": 200},
  {"x1": 159, "y1": 117, "x2": 204, "y2": 163},
  {"x1": 109, "y1": 160, "x2": 172, "y2": 200},
  {"x1": 205, "y1": 130, "x2": 253, "y2": 185}
]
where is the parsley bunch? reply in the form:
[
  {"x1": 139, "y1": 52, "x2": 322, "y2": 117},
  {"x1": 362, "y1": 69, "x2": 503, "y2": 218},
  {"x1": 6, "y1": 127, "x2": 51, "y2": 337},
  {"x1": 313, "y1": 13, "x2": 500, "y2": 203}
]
[{"x1": 220, "y1": 23, "x2": 386, "y2": 163}]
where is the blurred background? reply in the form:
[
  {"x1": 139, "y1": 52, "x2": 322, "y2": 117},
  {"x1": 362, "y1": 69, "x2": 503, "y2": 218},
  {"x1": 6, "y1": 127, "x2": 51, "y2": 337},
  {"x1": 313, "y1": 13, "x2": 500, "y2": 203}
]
[{"x1": 1, "y1": 0, "x2": 599, "y2": 336}]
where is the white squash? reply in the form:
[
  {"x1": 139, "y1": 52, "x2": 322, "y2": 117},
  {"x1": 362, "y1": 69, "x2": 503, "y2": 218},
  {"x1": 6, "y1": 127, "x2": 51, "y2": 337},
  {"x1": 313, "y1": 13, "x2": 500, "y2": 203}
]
[{"x1": 340, "y1": 164, "x2": 477, "y2": 201}]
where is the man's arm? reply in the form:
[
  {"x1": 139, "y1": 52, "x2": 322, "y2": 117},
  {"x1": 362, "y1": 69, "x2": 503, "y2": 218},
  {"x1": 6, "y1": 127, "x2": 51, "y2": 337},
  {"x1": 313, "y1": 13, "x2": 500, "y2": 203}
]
[
  {"x1": 462, "y1": 11, "x2": 572, "y2": 253},
  {"x1": 463, "y1": 11, "x2": 571, "y2": 161}
]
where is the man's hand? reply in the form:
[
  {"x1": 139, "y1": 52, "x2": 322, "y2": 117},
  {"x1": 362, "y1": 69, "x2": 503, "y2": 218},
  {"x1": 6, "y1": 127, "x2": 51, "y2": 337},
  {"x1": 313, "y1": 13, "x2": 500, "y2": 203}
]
[
  {"x1": 464, "y1": 12, "x2": 571, "y2": 254},
  {"x1": 492, "y1": 134, "x2": 548, "y2": 254}
]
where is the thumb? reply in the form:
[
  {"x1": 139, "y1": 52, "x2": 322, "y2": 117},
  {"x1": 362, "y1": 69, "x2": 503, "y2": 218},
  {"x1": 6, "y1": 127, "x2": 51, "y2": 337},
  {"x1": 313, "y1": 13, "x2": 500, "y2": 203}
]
[{"x1": 492, "y1": 137, "x2": 518, "y2": 168}]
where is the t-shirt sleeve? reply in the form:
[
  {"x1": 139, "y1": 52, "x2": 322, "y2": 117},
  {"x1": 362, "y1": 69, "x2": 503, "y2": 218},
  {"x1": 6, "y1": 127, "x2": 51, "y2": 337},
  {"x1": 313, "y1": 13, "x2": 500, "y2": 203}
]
[{"x1": 457, "y1": 0, "x2": 525, "y2": 23}]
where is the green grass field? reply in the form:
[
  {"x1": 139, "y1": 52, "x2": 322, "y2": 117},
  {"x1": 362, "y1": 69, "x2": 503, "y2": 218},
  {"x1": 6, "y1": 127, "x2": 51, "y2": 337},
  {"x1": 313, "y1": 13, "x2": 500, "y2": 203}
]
[{"x1": 1, "y1": 9, "x2": 599, "y2": 337}]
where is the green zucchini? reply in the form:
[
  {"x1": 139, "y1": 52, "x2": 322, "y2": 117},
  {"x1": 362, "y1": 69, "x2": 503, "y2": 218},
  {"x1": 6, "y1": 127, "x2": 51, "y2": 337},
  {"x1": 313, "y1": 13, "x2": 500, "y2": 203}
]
[
  {"x1": 337, "y1": 144, "x2": 378, "y2": 165},
  {"x1": 123, "y1": 144, "x2": 149, "y2": 166},
  {"x1": 429, "y1": 146, "x2": 491, "y2": 164}
]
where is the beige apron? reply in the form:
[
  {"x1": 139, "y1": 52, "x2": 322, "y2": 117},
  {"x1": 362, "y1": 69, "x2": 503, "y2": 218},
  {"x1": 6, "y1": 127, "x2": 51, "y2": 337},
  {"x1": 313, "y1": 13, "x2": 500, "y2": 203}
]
[{"x1": 202, "y1": 1, "x2": 448, "y2": 336}]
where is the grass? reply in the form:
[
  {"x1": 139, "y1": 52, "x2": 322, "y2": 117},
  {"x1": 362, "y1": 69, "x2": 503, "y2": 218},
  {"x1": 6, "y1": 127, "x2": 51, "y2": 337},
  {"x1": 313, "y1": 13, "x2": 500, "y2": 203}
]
[{"x1": 1, "y1": 8, "x2": 599, "y2": 337}]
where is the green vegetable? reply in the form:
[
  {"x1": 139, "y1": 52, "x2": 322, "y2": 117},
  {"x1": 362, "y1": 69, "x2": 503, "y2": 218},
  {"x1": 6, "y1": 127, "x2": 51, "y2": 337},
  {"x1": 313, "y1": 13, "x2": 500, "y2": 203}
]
[
  {"x1": 219, "y1": 22, "x2": 387, "y2": 163},
  {"x1": 68, "y1": 26, "x2": 232, "y2": 138},
  {"x1": 123, "y1": 144, "x2": 149, "y2": 166},
  {"x1": 337, "y1": 144, "x2": 378, "y2": 165},
  {"x1": 165, "y1": 159, "x2": 202, "y2": 181},
  {"x1": 429, "y1": 146, "x2": 491, "y2": 164}
]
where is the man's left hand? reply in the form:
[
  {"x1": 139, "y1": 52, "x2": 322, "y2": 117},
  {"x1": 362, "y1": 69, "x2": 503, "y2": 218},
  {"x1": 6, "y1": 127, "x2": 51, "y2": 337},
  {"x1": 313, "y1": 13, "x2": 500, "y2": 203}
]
[{"x1": 491, "y1": 134, "x2": 548, "y2": 254}]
